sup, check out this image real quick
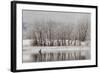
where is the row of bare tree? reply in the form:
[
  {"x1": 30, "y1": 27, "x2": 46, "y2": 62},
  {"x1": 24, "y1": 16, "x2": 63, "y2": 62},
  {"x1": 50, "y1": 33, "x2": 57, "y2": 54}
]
[
  {"x1": 32, "y1": 39, "x2": 81, "y2": 46},
  {"x1": 29, "y1": 19, "x2": 90, "y2": 46}
]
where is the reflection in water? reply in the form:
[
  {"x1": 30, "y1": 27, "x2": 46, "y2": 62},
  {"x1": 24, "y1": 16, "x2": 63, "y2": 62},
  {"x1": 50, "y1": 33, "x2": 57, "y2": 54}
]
[{"x1": 23, "y1": 48, "x2": 90, "y2": 63}]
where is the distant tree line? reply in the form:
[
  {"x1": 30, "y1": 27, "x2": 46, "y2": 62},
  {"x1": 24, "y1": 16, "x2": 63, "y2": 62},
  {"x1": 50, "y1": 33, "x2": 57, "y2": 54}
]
[{"x1": 29, "y1": 18, "x2": 90, "y2": 46}]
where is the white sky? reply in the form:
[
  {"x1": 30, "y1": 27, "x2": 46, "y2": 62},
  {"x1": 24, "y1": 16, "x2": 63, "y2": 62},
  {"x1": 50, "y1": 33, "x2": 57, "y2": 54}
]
[{"x1": 22, "y1": 10, "x2": 90, "y2": 25}]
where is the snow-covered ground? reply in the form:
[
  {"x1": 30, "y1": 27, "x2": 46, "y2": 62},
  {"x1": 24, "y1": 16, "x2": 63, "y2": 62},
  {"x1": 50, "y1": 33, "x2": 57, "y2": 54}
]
[
  {"x1": 22, "y1": 39, "x2": 91, "y2": 63},
  {"x1": 23, "y1": 39, "x2": 33, "y2": 46}
]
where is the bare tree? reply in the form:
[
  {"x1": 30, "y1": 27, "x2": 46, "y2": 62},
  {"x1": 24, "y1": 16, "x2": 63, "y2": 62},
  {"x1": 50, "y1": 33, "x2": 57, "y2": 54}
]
[{"x1": 78, "y1": 19, "x2": 89, "y2": 41}]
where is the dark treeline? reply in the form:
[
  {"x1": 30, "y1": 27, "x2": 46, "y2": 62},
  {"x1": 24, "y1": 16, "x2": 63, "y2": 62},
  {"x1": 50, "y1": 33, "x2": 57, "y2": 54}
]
[{"x1": 26, "y1": 18, "x2": 90, "y2": 46}]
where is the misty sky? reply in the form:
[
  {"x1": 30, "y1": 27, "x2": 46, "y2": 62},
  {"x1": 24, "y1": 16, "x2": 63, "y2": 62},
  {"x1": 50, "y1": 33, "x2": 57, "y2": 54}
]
[{"x1": 22, "y1": 10, "x2": 90, "y2": 25}]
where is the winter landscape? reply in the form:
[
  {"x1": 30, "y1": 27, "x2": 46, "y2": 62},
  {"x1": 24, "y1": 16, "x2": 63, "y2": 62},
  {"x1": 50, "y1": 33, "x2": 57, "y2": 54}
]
[{"x1": 22, "y1": 10, "x2": 91, "y2": 63}]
